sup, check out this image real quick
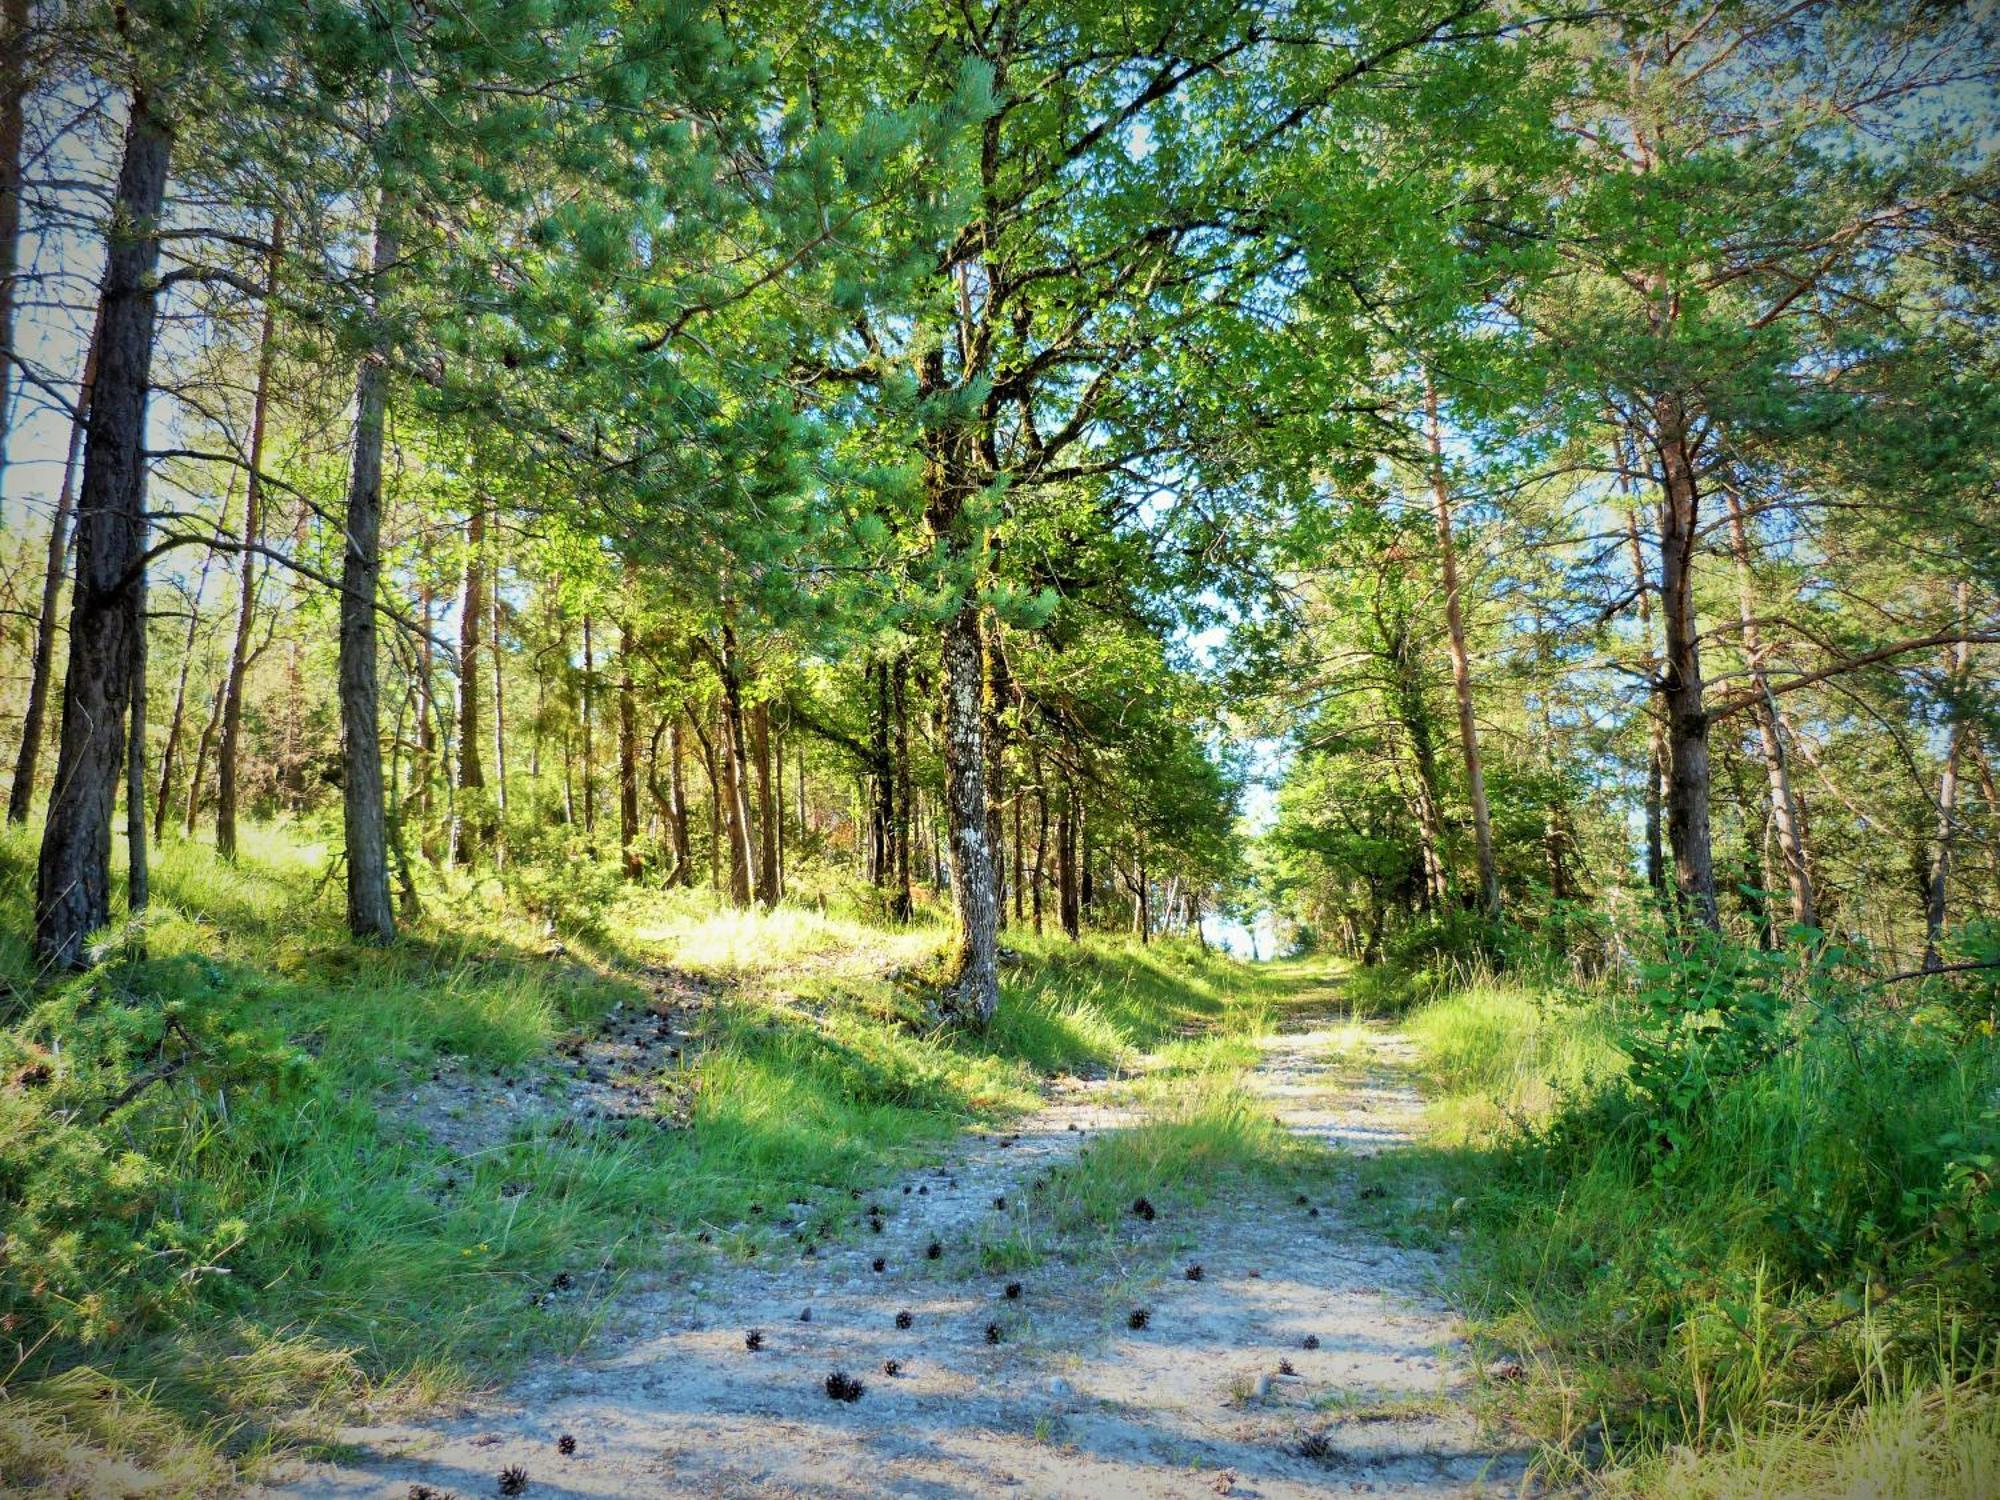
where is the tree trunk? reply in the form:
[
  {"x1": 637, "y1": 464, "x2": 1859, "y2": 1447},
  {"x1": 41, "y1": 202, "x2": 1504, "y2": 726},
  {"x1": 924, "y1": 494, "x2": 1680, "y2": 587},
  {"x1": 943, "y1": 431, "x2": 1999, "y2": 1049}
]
[
  {"x1": 181, "y1": 678, "x2": 222, "y2": 838},
  {"x1": 618, "y1": 619, "x2": 641, "y2": 880},
  {"x1": 10, "y1": 311, "x2": 98, "y2": 825},
  {"x1": 489, "y1": 573, "x2": 507, "y2": 866},
  {"x1": 127, "y1": 565, "x2": 148, "y2": 928},
  {"x1": 1057, "y1": 776, "x2": 1080, "y2": 939},
  {"x1": 337, "y1": 208, "x2": 398, "y2": 943},
  {"x1": 580, "y1": 611, "x2": 597, "y2": 834},
  {"x1": 1624, "y1": 503, "x2": 1667, "y2": 897},
  {"x1": 752, "y1": 699, "x2": 780, "y2": 907},
  {"x1": 939, "y1": 600, "x2": 999, "y2": 1020},
  {"x1": 716, "y1": 629, "x2": 755, "y2": 908},
  {"x1": 0, "y1": 0, "x2": 27, "y2": 512},
  {"x1": 892, "y1": 653, "x2": 913, "y2": 921},
  {"x1": 215, "y1": 214, "x2": 282, "y2": 859},
  {"x1": 1424, "y1": 374, "x2": 1499, "y2": 919},
  {"x1": 1653, "y1": 398, "x2": 1719, "y2": 929},
  {"x1": 984, "y1": 622, "x2": 1010, "y2": 930},
  {"x1": 1724, "y1": 485, "x2": 1815, "y2": 931},
  {"x1": 1923, "y1": 583, "x2": 1974, "y2": 971},
  {"x1": 1031, "y1": 749, "x2": 1048, "y2": 936},
  {"x1": 450, "y1": 501, "x2": 486, "y2": 864},
  {"x1": 34, "y1": 99, "x2": 170, "y2": 969},
  {"x1": 154, "y1": 487, "x2": 227, "y2": 841},
  {"x1": 670, "y1": 713, "x2": 692, "y2": 885}
]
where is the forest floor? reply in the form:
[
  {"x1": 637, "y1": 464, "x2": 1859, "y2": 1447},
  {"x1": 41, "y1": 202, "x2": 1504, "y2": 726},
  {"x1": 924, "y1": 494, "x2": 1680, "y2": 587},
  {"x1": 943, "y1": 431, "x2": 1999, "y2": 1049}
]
[{"x1": 265, "y1": 970, "x2": 1527, "y2": 1500}]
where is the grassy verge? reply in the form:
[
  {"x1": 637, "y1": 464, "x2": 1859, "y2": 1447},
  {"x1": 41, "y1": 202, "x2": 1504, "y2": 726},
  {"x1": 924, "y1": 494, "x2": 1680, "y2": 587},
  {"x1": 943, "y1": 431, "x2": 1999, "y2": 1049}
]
[
  {"x1": 0, "y1": 822, "x2": 1271, "y2": 1493},
  {"x1": 1380, "y1": 964, "x2": 2000, "y2": 1497}
]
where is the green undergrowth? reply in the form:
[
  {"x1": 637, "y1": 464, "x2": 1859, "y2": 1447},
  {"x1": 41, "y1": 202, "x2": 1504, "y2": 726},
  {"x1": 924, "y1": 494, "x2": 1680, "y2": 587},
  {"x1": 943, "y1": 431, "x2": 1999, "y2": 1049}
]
[
  {"x1": 0, "y1": 822, "x2": 1274, "y2": 1492},
  {"x1": 1379, "y1": 954, "x2": 2000, "y2": 1496}
]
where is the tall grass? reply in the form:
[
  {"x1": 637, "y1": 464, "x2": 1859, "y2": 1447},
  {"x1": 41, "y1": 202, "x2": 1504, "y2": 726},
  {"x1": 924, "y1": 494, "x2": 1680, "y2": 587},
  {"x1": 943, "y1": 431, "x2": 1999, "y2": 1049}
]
[{"x1": 1393, "y1": 966, "x2": 2000, "y2": 1492}]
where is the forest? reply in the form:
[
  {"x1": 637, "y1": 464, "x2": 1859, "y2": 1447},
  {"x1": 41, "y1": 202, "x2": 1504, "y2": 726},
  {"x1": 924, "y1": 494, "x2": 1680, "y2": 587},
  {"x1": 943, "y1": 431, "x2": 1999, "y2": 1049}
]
[{"x1": 0, "y1": 0, "x2": 1997, "y2": 1496}]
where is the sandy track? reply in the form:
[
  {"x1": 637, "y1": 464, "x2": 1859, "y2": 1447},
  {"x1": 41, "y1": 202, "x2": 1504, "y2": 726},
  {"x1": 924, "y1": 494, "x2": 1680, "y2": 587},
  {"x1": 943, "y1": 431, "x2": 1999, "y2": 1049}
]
[{"x1": 268, "y1": 1005, "x2": 1524, "y2": 1499}]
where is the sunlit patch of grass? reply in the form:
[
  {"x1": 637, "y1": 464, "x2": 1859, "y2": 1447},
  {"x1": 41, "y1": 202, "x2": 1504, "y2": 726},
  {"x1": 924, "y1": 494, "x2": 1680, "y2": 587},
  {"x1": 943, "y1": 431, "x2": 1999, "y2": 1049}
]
[{"x1": 1590, "y1": 1361, "x2": 1999, "y2": 1500}]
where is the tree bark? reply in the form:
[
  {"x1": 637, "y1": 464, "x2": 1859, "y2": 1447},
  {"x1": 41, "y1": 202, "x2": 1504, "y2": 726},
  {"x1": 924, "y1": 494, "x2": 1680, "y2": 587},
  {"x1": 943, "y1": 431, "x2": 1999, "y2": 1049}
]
[
  {"x1": 715, "y1": 627, "x2": 755, "y2": 908},
  {"x1": 450, "y1": 501, "x2": 486, "y2": 864},
  {"x1": 1653, "y1": 397, "x2": 1720, "y2": 929},
  {"x1": 752, "y1": 699, "x2": 780, "y2": 907},
  {"x1": 34, "y1": 98, "x2": 170, "y2": 969},
  {"x1": 939, "y1": 599, "x2": 1000, "y2": 1020},
  {"x1": 215, "y1": 214, "x2": 282, "y2": 859},
  {"x1": 10, "y1": 312, "x2": 98, "y2": 825},
  {"x1": 0, "y1": 0, "x2": 27, "y2": 511},
  {"x1": 1057, "y1": 775, "x2": 1080, "y2": 940},
  {"x1": 655, "y1": 712, "x2": 691, "y2": 884},
  {"x1": 1724, "y1": 485, "x2": 1815, "y2": 931},
  {"x1": 126, "y1": 567, "x2": 148, "y2": 934},
  {"x1": 337, "y1": 208, "x2": 398, "y2": 943},
  {"x1": 1624, "y1": 502, "x2": 1667, "y2": 897},
  {"x1": 1424, "y1": 374, "x2": 1499, "y2": 919}
]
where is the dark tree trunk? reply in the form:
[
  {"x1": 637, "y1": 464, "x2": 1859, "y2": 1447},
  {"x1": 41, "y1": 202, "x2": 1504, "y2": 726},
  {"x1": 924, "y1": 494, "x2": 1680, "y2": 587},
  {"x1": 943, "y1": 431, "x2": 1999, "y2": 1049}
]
[
  {"x1": 126, "y1": 567, "x2": 148, "y2": 923},
  {"x1": 34, "y1": 100, "x2": 170, "y2": 969},
  {"x1": 670, "y1": 713, "x2": 692, "y2": 885},
  {"x1": 867, "y1": 659, "x2": 892, "y2": 886},
  {"x1": 1057, "y1": 776, "x2": 1080, "y2": 940},
  {"x1": 451, "y1": 502, "x2": 486, "y2": 865},
  {"x1": 1653, "y1": 397, "x2": 1719, "y2": 929},
  {"x1": 337, "y1": 211, "x2": 398, "y2": 943},
  {"x1": 216, "y1": 215, "x2": 282, "y2": 859},
  {"x1": 1031, "y1": 748, "x2": 1047, "y2": 936},
  {"x1": 489, "y1": 577, "x2": 507, "y2": 867},
  {"x1": 10, "y1": 314, "x2": 98, "y2": 825},
  {"x1": 716, "y1": 629, "x2": 755, "y2": 908}
]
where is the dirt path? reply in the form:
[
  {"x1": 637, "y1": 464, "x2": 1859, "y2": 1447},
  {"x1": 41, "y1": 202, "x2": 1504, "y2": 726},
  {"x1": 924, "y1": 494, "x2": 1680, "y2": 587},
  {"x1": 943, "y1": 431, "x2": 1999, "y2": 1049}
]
[{"x1": 270, "y1": 995, "x2": 1524, "y2": 1499}]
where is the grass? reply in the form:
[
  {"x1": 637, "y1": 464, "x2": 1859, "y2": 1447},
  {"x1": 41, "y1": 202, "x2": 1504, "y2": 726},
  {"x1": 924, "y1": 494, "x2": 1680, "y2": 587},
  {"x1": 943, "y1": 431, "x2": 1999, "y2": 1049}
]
[
  {"x1": 1382, "y1": 958, "x2": 2000, "y2": 1495},
  {"x1": 0, "y1": 820, "x2": 1283, "y2": 1493}
]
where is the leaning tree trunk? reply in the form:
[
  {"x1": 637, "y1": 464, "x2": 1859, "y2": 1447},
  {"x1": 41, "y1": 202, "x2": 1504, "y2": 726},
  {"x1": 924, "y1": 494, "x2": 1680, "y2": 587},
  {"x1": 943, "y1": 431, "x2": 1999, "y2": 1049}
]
[
  {"x1": 337, "y1": 210, "x2": 398, "y2": 943},
  {"x1": 1425, "y1": 374, "x2": 1499, "y2": 919},
  {"x1": 10, "y1": 318, "x2": 98, "y2": 825},
  {"x1": 34, "y1": 98, "x2": 170, "y2": 969},
  {"x1": 215, "y1": 214, "x2": 282, "y2": 859},
  {"x1": 1725, "y1": 485, "x2": 1815, "y2": 931},
  {"x1": 1652, "y1": 397, "x2": 1719, "y2": 930}
]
